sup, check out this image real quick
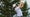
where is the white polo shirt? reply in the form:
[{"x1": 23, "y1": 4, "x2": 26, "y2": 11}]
[{"x1": 15, "y1": 7, "x2": 23, "y2": 16}]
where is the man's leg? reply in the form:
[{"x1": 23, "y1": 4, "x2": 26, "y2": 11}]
[{"x1": 15, "y1": 7, "x2": 23, "y2": 17}]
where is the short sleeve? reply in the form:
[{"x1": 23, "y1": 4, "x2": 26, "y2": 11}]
[{"x1": 20, "y1": 0, "x2": 25, "y2": 3}]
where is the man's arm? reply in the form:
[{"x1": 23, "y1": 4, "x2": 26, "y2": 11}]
[
  {"x1": 20, "y1": 2, "x2": 24, "y2": 8},
  {"x1": 18, "y1": 0, "x2": 25, "y2": 8}
]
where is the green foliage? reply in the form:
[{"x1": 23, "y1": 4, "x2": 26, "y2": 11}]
[{"x1": 1, "y1": 0, "x2": 27, "y2": 17}]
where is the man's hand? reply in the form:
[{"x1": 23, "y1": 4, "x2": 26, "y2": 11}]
[
  {"x1": 18, "y1": 2, "x2": 24, "y2": 8},
  {"x1": 20, "y1": 2, "x2": 24, "y2": 8},
  {"x1": 18, "y1": 0, "x2": 25, "y2": 8}
]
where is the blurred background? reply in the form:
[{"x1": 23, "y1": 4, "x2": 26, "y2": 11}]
[{"x1": 0, "y1": 0, "x2": 29, "y2": 17}]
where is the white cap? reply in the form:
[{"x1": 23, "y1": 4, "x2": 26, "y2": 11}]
[{"x1": 21, "y1": 0, "x2": 25, "y2": 3}]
